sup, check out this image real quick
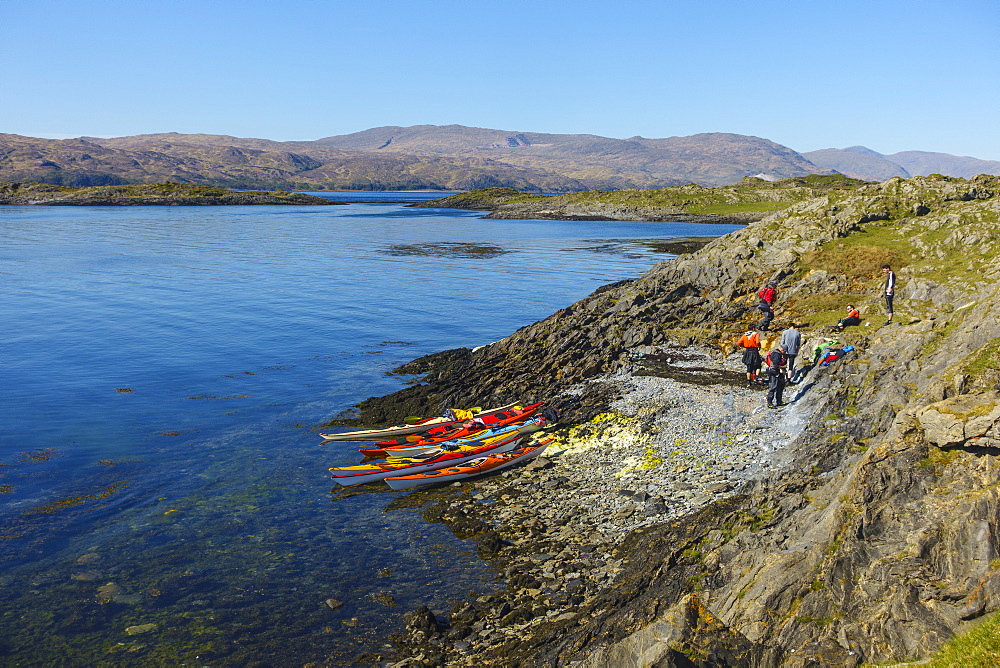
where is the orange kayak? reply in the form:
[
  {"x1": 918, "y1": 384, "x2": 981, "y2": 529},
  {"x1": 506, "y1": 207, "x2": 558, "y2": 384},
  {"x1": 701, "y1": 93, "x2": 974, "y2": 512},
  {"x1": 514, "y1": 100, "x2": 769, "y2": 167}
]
[{"x1": 384, "y1": 440, "x2": 551, "y2": 490}]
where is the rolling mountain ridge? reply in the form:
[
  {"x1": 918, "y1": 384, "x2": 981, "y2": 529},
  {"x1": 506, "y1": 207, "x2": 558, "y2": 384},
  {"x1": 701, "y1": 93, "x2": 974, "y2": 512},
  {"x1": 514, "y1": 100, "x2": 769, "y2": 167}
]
[{"x1": 2, "y1": 125, "x2": 998, "y2": 191}]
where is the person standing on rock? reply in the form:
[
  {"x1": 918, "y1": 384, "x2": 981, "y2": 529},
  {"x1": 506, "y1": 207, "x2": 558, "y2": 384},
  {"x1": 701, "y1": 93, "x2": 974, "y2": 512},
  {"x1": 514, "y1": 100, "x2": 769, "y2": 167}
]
[
  {"x1": 882, "y1": 264, "x2": 896, "y2": 325},
  {"x1": 737, "y1": 329, "x2": 762, "y2": 386},
  {"x1": 757, "y1": 281, "x2": 778, "y2": 331},
  {"x1": 765, "y1": 347, "x2": 787, "y2": 409},
  {"x1": 781, "y1": 323, "x2": 802, "y2": 384}
]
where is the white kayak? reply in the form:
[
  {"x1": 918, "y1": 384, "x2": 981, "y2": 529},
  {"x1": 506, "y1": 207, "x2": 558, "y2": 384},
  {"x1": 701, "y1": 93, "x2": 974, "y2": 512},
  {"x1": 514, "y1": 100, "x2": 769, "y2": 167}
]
[{"x1": 318, "y1": 403, "x2": 517, "y2": 442}]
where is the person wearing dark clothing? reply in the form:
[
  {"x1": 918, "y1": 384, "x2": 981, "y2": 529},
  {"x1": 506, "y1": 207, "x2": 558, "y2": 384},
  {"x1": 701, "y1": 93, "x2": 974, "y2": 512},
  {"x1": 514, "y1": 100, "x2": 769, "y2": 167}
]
[
  {"x1": 737, "y1": 329, "x2": 762, "y2": 386},
  {"x1": 757, "y1": 281, "x2": 778, "y2": 331},
  {"x1": 765, "y1": 347, "x2": 787, "y2": 409},
  {"x1": 882, "y1": 265, "x2": 896, "y2": 324},
  {"x1": 833, "y1": 305, "x2": 861, "y2": 332},
  {"x1": 780, "y1": 323, "x2": 802, "y2": 383}
]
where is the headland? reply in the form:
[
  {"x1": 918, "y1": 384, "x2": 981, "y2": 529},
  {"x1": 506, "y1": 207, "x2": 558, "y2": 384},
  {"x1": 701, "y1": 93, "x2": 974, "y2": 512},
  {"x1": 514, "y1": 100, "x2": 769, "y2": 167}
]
[{"x1": 336, "y1": 174, "x2": 1000, "y2": 666}]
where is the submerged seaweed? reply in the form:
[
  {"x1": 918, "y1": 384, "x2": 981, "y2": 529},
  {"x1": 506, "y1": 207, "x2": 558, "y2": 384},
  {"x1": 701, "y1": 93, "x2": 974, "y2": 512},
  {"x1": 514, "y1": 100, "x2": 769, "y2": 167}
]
[{"x1": 385, "y1": 242, "x2": 512, "y2": 259}]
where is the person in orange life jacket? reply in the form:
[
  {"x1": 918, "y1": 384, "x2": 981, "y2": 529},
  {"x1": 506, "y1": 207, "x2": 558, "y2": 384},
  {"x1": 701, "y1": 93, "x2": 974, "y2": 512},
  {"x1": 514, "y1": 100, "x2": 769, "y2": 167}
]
[
  {"x1": 737, "y1": 329, "x2": 762, "y2": 386},
  {"x1": 757, "y1": 281, "x2": 778, "y2": 331},
  {"x1": 765, "y1": 346, "x2": 787, "y2": 409},
  {"x1": 833, "y1": 305, "x2": 861, "y2": 332},
  {"x1": 882, "y1": 264, "x2": 896, "y2": 325}
]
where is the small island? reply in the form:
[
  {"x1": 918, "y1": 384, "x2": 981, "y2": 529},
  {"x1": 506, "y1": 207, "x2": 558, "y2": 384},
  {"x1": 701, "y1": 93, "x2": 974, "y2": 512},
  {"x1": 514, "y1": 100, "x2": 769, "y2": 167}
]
[{"x1": 0, "y1": 181, "x2": 342, "y2": 206}]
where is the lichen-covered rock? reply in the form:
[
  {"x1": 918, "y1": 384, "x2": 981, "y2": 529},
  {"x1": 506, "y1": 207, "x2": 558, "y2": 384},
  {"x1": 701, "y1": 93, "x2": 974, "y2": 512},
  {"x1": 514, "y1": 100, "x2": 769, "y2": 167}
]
[{"x1": 918, "y1": 392, "x2": 1000, "y2": 447}]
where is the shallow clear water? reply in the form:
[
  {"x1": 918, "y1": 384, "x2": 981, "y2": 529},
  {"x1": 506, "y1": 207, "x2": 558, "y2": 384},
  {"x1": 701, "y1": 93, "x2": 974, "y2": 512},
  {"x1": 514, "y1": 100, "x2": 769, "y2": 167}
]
[{"x1": 0, "y1": 195, "x2": 741, "y2": 664}]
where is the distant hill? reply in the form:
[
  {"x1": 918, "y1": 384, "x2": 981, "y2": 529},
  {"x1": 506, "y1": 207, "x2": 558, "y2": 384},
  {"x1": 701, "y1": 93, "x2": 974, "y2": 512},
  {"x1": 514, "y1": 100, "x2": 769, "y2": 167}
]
[
  {"x1": 314, "y1": 125, "x2": 830, "y2": 187},
  {"x1": 804, "y1": 146, "x2": 1000, "y2": 181},
  {"x1": 0, "y1": 132, "x2": 588, "y2": 191},
  {"x1": 4, "y1": 126, "x2": 999, "y2": 191},
  {"x1": 1, "y1": 126, "x2": 831, "y2": 191},
  {"x1": 886, "y1": 151, "x2": 1000, "y2": 179},
  {"x1": 801, "y1": 147, "x2": 911, "y2": 181}
]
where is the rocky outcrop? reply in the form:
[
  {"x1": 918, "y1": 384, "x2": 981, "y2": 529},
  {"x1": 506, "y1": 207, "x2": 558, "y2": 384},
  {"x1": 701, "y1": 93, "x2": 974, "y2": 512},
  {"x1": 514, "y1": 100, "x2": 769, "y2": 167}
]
[
  {"x1": 918, "y1": 393, "x2": 1000, "y2": 448},
  {"x1": 363, "y1": 175, "x2": 1000, "y2": 666},
  {"x1": 483, "y1": 201, "x2": 763, "y2": 224}
]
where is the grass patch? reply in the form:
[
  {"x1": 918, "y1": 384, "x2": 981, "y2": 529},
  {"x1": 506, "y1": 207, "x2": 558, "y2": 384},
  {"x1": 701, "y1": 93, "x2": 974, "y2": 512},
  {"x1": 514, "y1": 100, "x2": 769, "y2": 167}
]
[
  {"x1": 964, "y1": 338, "x2": 1000, "y2": 377},
  {"x1": 687, "y1": 201, "x2": 793, "y2": 215},
  {"x1": 800, "y1": 241, "x2": 910, "y2": 278},
  {"x1": 914, "y1": 610, "x2": 1000, "y2": 667},
  {"x1": 918, "y1": 446, "x2": 961, "y2": 474}
]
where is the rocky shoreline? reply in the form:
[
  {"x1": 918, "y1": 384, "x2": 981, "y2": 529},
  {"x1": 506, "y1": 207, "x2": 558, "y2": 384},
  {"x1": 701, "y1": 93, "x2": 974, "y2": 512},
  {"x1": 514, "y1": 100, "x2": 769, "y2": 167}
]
[
  {"x1": 336, "y1": 175, "x2": 1000, "y2": 666},
  {"x1": 369, "y1": 341, "x2": 837, "y2": 667},
  {"x1": 482, "y1": 205, "x2": 764, "y2": 224}
]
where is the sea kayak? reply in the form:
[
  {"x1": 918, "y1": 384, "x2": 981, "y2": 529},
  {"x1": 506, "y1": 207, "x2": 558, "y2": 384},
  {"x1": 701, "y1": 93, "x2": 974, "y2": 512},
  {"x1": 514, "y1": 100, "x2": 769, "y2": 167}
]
[
  {"x1": 384, "y1": 440, "x2": 551, "y2": 490},
  {"x1": 359, "y1": 413, "x2": 550, "y2": 458},
  {"x1": 318, "y1": 403, "x2": 518, "y2": 442},
  {"x1": 329, "y1": 434, "x2": 523, "y2": 487},
  {"x1": 371, "y1": 402, "x2": 545, "y2": 447}
]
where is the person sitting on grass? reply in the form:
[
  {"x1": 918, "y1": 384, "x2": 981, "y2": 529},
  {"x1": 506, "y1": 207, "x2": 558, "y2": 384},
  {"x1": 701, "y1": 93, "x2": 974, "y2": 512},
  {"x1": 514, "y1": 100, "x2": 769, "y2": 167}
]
[{"x1": 832, "y1": 305, "x2": 861, "y2": 332}]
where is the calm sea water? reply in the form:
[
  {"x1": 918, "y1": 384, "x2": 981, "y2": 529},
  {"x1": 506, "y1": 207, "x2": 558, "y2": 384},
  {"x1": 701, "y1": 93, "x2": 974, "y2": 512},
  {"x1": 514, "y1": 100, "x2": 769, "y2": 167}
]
[{"x1": 0, "y1": 194, "x2": 741, "y2": 664}]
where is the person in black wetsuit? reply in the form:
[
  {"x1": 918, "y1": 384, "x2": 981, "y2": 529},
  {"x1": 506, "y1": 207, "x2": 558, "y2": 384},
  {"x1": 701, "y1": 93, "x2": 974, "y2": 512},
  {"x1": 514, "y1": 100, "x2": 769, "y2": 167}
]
[
  {"x1": 882, "y1": 264, "x2": 896, "y2": 325},
  {"x1": 764, "y1": 347, "x2": 787, "y2": 409}
]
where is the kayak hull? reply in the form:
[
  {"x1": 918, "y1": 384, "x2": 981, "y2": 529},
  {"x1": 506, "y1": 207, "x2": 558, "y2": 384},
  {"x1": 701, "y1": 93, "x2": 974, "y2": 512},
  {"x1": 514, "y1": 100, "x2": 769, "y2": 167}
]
[
  {"x1": 360, "y1": 415, "x2": 547, "y2": 458},
  {"x1": 385, "y1": 441, "x2": 550, "y2": 490},
  {"x1": 371, "y1": 402, "x2": 545, "y2": 447},
  {"x1": 330, "y1": 435, "x2": 523, "y2": 487},
  {"x1": 319, "y1": 402, "x2": 517, "y2": 442}
]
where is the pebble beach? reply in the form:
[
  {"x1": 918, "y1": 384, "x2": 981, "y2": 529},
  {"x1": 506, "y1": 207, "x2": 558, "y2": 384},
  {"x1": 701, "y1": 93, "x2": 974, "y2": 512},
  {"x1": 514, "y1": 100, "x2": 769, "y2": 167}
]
[{"x1": 387, "y1": 342, "x2": 822, "y2": 666}]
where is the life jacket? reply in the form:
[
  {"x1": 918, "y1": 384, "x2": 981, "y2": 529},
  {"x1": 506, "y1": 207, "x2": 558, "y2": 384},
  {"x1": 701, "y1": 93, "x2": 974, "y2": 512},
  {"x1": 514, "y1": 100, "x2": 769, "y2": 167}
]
[
  {"x1": 738, "y1": 332, "x2": 760, "y2": 349},
  {"x1": 758, "y1": 286, "x2": 777, "y2": 304}
]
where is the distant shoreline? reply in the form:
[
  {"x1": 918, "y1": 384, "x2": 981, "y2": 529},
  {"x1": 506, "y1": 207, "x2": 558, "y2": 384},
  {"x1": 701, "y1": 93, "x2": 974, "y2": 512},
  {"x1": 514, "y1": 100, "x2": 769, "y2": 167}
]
[{"x1": 0, "y1": 181, "x2": 340, "y2": 206}]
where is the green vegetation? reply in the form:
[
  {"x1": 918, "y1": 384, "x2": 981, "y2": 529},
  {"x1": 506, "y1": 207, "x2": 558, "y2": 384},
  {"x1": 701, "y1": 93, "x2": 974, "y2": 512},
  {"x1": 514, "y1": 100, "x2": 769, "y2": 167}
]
[
  {"x1": 917, "y1": 445, "x2": 962, "y2": 474},
  {"x1": 886, "y1": 611, "x2": 1000, "y2": 667},
  {"x1": 423, "y1": 174, "x2": 869, "y2": 216},
  {"x1": 0, "y1": 181, "x2": 335, "y2": 205},
  {"x1": 963, "y1": 337, "x2": 1000, "y2": 377}
]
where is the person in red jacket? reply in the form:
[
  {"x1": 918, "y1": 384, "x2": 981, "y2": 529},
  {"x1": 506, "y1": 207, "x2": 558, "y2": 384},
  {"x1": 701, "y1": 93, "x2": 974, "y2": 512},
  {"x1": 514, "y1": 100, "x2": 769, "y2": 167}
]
[
  {"x1": 757, "y1": 281, "x2": 778, "y2": 331},
  {"x1": 737, "y1": 329, "x2": 762, "y2": 386}
]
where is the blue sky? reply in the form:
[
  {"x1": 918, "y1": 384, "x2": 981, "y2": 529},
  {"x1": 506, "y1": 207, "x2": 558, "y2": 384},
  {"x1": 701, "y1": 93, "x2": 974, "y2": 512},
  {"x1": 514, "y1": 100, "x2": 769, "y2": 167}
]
[{"x1": 3, "y1": 0, "x2": 999, "y2": 159}]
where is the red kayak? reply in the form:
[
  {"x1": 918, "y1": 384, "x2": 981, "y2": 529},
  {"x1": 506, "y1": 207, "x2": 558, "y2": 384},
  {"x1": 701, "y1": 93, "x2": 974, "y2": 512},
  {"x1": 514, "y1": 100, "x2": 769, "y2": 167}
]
[
  {"x1": 384, "y1": 440, "x2": 551, "y2": 490},
  {"x1": 359, "y1": 414, "x2": 550, "y2": 458},
  {"x1": 371, "y1": 402, "x2": 545, "y2": 448},
  {"x1": 329, "y1": 433, "x2": 524, "y2": 487},
  {"x1": 318, "y1": 402, "x2": 518, "y2": 442}
]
